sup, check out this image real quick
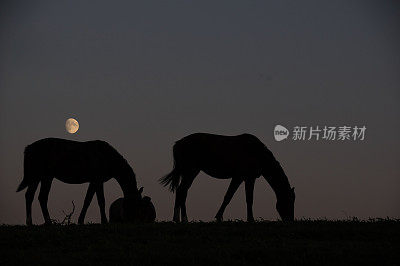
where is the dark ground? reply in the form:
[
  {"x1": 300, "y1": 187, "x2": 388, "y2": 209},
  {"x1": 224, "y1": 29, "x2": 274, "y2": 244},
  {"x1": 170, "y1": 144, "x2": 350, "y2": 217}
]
[{"x1": 0, "y1": 219, "x2": 399, "y2": 266}]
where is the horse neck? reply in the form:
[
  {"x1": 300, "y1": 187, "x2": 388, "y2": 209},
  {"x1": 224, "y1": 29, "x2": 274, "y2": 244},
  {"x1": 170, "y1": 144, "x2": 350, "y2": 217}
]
[
  {"x1": 265, "y1": 161, "x2": 291, "y2": 200},
  {"x1": 115, "y1": 171, "x2": 138, "y2": 198}
]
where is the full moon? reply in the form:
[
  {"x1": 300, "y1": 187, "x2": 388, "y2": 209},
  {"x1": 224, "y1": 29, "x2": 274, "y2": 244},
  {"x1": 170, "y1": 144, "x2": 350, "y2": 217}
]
[{"x1": 66, "y1": 118, "x2": 79, "y2": 134}]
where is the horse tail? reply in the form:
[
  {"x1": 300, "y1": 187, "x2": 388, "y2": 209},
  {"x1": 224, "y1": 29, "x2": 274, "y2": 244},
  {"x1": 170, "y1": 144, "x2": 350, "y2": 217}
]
[
  {"x1": 16, "y1": 178, "x2": 28, "y2": 192},
  {"x1": 159, "y1": 143, "x2": 182, "y2": 192},
  {"x1": 159, "y1": 163, "x2": 181, "y2": 192},
  {"x1": 16, "y1": 145, "x2": 34, "y2": 192}
]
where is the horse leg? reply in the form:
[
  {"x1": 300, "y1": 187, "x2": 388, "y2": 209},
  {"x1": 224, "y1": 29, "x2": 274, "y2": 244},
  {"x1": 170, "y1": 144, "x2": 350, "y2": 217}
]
[
  {"x1": 173, "y1": 169, "x2": 198, "y2": 223},
  {"x1": 245, "y1": 178, "x2": 256, "y2": 222},
  {"x1": 178, "y1": 171, "x2": 198, "y2": 223},
  {"x1": 25, "y1": 181, "x2": 39, "y2": 225},
  {"x1": 78, "y1": 183, "x2": 96, "y2": 224},
  {"x1": 38, "y1": 178, "x2": 53, "y2": 225},
  {"x1": 173, "y1": 192, "x2": 181, "y2": 222},
  {"x1": 95, "y1": 183, "x2": 108, "y2": 224},
  {"x1": 215, "y1": 178, "x2": 243, "y2": 222},
  {"x1": 178, "y1": 184, "x2": 191, "y2": 223}
]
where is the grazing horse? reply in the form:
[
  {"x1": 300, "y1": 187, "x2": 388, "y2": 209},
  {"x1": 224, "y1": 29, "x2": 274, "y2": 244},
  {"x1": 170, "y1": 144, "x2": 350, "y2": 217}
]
[
  {"x1": 160, "y1": 133, "x2": 295, "y2": 222},
  {"x1": 16, "y1": 138, "x2": 141, "y2": 225}
]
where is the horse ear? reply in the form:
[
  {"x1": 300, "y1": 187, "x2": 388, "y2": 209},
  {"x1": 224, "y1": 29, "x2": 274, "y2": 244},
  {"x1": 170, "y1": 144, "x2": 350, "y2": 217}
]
[{"x1": 139, "y1": 187, "x2": 144, "y2": 194}]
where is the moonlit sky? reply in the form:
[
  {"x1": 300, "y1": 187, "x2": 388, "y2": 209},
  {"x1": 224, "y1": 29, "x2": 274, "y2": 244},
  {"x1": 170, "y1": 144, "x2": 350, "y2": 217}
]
[{"x1": 0, "y1": 0, "x2": 399, "y2": 224}]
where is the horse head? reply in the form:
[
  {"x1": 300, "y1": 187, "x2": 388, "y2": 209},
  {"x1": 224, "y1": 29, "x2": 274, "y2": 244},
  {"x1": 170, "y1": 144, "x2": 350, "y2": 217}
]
[
  {"x1": 276, "y1": 187, "x2": 295, "y2": 221},
  {"x1": 124, "y1": 186, "x2": 143, "y2": 203}
]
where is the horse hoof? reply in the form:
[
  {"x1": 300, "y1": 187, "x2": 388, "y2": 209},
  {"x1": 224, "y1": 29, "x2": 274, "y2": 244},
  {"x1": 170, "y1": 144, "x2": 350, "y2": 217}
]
[
  {"x1": 173, "y1": 215, "x2": 180, "y2": 223},
  {"x1": 215, "y1": 216, "x2": 223, "y2": 222}
]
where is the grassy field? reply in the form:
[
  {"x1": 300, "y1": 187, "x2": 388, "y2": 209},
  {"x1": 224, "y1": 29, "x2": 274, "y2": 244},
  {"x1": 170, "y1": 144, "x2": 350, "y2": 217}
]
[{"x1": 0, "y1": 219, "x2": 399, "y2": 266}]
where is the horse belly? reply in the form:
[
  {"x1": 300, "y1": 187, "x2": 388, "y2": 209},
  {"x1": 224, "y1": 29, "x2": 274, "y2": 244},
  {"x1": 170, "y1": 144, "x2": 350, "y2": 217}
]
[
  {"x1": 202, "y1": 168, "x2": 232, "y2": 179},
  {"x1": 50, "y1": 160, "x2": 110, "y2": 184},
  {"x1": 200, "y1": 154, "x2": 262, "y2": 178},
  {"x1": 55, "y1": 174, "x2": 92, "y2": 184}
]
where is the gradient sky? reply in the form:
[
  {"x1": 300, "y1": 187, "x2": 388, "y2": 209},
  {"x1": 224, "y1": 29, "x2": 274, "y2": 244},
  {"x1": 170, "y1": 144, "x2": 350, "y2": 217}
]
[{"x1": 0, "y1": 0, "x2": 399, "y2": 224}]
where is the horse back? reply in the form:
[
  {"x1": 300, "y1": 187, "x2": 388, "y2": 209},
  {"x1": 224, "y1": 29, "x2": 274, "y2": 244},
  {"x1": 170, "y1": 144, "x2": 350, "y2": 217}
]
[
  {"x1": 24, "y1": 138, "x2": 126, "y2": 181},
  {"x1": 174, "y1": 133, "x2": 272, "y2": 177},
  {"x1": 177, "y1": 133, "x2": 266, "y2": 155}
]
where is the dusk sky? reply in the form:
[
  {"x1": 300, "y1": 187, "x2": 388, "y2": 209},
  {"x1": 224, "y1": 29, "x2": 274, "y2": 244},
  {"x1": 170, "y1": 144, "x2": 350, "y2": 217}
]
[{"x1": 0, "y1": 0, "x2": 399, "y2": 224}]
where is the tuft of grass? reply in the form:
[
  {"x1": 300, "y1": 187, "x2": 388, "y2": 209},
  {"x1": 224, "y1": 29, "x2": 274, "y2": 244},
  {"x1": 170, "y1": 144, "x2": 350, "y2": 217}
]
[{"x1": 0, "y1": 219, "x2": 399, "y2": 265}]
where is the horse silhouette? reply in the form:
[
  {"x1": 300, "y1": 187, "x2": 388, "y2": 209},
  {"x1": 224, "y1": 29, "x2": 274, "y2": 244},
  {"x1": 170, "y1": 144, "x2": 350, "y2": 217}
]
[
  {"x1": 160, "y1": 133, "x2": 295, "y2": 222},
  {"x1": 109, "y1": 194, "x2": 156, "y2": 223},
  {"x1": 16, "y1": 138, "x2": 142, "y2": 225}
]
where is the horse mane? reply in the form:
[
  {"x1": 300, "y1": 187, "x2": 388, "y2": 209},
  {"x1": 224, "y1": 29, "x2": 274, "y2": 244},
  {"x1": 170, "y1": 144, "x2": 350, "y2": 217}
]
[
  {"x1": 103, "y1": 141, "x2": 136, "y2": 179},
  {"x1": 94, "y1": 140, "x2": 138, "y2": 196},
  {"x1": 262, "y1": 145, "x2": 291, "y2": 193}
]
